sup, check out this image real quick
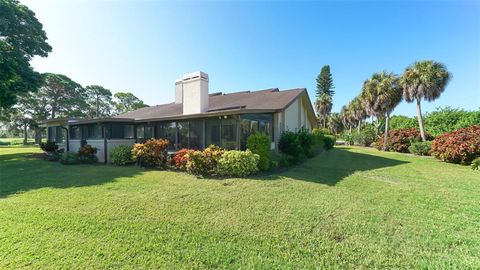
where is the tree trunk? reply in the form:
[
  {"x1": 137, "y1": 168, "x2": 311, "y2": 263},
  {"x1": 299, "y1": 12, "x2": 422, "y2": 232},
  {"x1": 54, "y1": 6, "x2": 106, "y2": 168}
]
[
  {"x1": 416, "y1": 98, "x2": 426, "y2": 141},
  {"x1": 357, "y1": 120, "x2": 361, "y2": 132},
  {"x1": 382, "y1": 112, "x2": 390, "y2": 151},
  {"x1": 23, "y1": 124, "x2": 28, "y2": 145}
]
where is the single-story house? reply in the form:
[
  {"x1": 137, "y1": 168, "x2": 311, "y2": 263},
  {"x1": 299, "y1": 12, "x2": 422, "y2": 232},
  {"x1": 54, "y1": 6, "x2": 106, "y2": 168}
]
[{"x1": 43, "y1": 71, "x2": 317, "y2": 163}]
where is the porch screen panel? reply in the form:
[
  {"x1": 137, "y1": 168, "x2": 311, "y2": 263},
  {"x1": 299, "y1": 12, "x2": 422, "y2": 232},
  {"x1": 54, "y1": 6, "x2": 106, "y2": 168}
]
[
  {"x1": 205, "y1": 118, "x2": 220, "y2": 147},
  {"x1": 221, "y1": 117, "x2": 237, "y2": 150},
  {"x1": 177, "y1": 121, "x2": 189, "y2": 149},
  {"x1": 189, "y1": 120, "x2": 204, "y2": 150}
]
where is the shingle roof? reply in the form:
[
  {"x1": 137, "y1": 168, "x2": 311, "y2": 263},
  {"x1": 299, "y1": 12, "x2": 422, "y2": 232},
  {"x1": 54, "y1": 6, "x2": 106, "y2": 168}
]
[{"x1": 114, "y1": 88, "x2": 307, "y2": 121}]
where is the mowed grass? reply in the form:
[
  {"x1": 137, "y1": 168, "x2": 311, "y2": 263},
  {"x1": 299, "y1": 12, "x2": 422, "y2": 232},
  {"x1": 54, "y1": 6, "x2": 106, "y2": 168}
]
[{"x1": 0, "y1": 146, "x2": 479, "y2": 269}]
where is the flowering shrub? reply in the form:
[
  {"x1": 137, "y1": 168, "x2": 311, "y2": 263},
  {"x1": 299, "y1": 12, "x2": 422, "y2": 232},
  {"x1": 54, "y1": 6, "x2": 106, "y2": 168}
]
[
  {"x1": 216, "y1": 150, "x2": 259, "y2": 177},
  {"x1": 185, "y1": 145, "x2": 224, "y2": 177},
  {"x1": 132, "y1": 139, "x2": 169, "y2": 168},
  {"x1": 375, "y1": 128, "x2": 433, "y2": 153},
  {"x1": 110, "y1": 145, "x2": 134, "y2": 166},
  {"x1": 172, "y1": 148, "x2": 194, "y2": 170},
  {"x1": 247, "y1": 133, "x2": 271, "y2": 171},
  {"x1": 431, "y1": 125, "x2": 480, "y2": 164},
  {"x1": 77, "y1": 144, "x2": 98, "y2": 163}
]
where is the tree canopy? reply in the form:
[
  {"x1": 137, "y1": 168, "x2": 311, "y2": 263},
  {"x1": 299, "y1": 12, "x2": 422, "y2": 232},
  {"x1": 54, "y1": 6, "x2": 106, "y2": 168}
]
[
  {"x1": 316, "y1": 65, "x2": 334, "y2": 97},
  {"x1": 85, "y1": 85, "x2": 113, "y2": 118},
  {"x1": 114, "y1": 92, "x2": 148, "y2": 114},
  {"x1": 0, "y1": 0, "x2": 52, "y2": 110}
]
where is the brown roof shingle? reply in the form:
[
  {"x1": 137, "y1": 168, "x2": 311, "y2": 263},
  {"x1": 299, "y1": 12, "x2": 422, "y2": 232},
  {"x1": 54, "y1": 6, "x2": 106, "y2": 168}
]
[{"x1": 114, "y1": 88, "x2": 306, "y2": 121}]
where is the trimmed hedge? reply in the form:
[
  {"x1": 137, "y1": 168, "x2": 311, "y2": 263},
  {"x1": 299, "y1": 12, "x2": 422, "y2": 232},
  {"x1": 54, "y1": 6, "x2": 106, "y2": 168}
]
[
  {"x1": 247, "y1": 133, "x2": 271, "y2": 171},
  {"x1": 110, "y1": 145, "x2": 134, "y2": 166},
  {"x1": 431, "y1": 125, "x2": 480, "y2": 164},
  {"x1": 216, "y1": 150, "x2": 259, "y2": 177}
]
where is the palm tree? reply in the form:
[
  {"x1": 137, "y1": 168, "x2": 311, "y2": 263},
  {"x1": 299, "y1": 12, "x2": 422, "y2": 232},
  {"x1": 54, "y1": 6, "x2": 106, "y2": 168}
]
[
  {"x1": 400, "y1": 60, "x2": 451, "y2": 141},
  {"x1": 327, "y1": 113, "x2": 343, "y2": 135},
  {"x1": 350, "y1": 97, "x2": 367, "y2": 132},
  {"x1": 361, "y1": 72, "x2": 403, "y2": 150},
  {"x1": 315, "y1": 93, "x2": 332, "y2": 128}
]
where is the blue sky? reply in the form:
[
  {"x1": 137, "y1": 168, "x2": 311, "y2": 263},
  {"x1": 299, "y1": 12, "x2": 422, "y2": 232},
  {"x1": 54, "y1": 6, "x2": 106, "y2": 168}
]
[{"x1": 23, "y1": 0, "x2": 480, "y2": 116}]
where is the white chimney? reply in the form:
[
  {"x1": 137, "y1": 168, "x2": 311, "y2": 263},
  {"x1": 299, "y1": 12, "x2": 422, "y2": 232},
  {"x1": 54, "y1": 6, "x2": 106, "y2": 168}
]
[
  {"x1": 181, "y1": 71, "x2": 209, "y2": 115},
  {"x1": 174, "y1": 79, "x2": 183, "y2": 104}
]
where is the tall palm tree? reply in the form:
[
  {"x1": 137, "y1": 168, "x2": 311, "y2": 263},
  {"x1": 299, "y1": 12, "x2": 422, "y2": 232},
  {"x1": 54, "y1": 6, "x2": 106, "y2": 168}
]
[
  {"x1": 361, "y1": 71, "x2": 403, "y2": 150},
  {"x1": 400, "y1": 60, "x2": 451, "y2": 141},
  {"x1": 315, "y1": 93, "x2": 332, "y2": 128}
]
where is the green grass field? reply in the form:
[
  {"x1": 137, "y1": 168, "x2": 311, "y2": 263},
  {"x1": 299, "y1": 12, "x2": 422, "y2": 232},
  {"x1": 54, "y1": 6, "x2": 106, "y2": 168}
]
[{"x1": 1, "y1": 146, "x2": 479, "y2": 269}]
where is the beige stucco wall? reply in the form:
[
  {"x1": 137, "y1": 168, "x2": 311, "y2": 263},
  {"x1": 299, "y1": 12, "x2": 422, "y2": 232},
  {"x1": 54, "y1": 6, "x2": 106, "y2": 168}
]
[
  {"x1": 284, "y1": 99, "x2": 300, "y2": 131},
  {"x1": 69, "y1": 139, "x2": 135, "y2": 163},
  {"x1": 279, "y1": 95, "x2": 315, "y2": 138}
]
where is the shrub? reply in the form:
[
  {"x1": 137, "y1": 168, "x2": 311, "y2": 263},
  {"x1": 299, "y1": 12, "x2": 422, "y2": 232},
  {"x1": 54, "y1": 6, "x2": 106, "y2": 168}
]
[
  {"x1": 44, "y1": 151, "x2": 61, "y2": 161},
  {"x1": 471, "y1": 157, "x2": 480, "y2": 171},
  {"x1": 323, "y1": 135, "x2": 335, "y2": 150},
  {"x1": 297, "y1": 128, "x2": 315, "y2": 155},
  {"x1": 341, "y1": 132, "x2": 354, "y2": 146},
  {"x1": 216, "y1": 150, "x2": 259, "y2": 177},
  {"x1": 279, "y1": 131, "x2": 303, "y2": 157},
  {"x1": 40, "y1": 141, "x2": 58, "y2": 152},
  {"x1": 312, "y1": 127, "x2": 333, "y2": 136},
  {"x1": 172, "y1": 148, "x2": 194, "y2": 170},
  {"x1": 186, "y1": 145, "x2": 224, "y2": 177},
  {"x1": 353, "y1": 126, "x2": 377, "y2": 146},
  {"x1": 60, "y1": 152, "x2": 78, "y2": 165},
  {"x1": 375, "y1": 128, "x2": 433, "y2": 153},
  {"x1": 389, "y1": 115, "x2": 418, "y2": 131},
  {"x1": 408, "y1": 141, "x2": 432, "y2": 156},
  {"x1": 308, "y1": 133, "x2": 325, "y2": 157},
  {"x1": 247, "y1": 133, "x2": 271, "y2": 171},
  {"x1": 110, "y1": 145, "x2": 134, "y2": 166},
  {"x1": 132, "y1": 139, "x2": 169, "y2": 168},
  {"x1": 431, "y1": 125, "x2": 480, "y2": 165},
  {"x1": 77, "y1": 144, "x2": 98, "y2": 164}
]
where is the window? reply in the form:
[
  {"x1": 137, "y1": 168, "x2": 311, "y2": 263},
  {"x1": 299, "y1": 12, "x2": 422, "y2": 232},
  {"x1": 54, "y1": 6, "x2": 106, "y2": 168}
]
[
  {"x1": 156, "y1": 122, "x2": 177, "y2": 150},
  {"x1": 177, "y1": 121, "x2": 189, "y2": 149},
  {"x1": 110, "y1": 124, "x2": 134, "y2": 139},
  {"x1": 70, "y1": 126, "x2": 80, "y2": 139},
  {"x1": 136, "y1": 126, "x2": 145, "y2": 139},
  {"x1": 206, "y1": 118, "x2": 220, "y2": 147},
  {"x1": 221, "y1": 117, "x2": 237, "y2": 150},
  {"x1": 87, "y1": 124, "x2": 103, "y2": 139},
  {"x1": 239, "y1": 114, "x2": 273, "y2": 150},
  {"x1": 189, "y1": 120, "x2": 204, "y2": 149}
]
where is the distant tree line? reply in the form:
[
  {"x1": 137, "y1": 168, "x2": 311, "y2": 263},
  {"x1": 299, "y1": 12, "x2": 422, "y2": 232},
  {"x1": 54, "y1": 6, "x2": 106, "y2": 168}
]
[{"x1": 0, "y1": 0, "x2": 147, "y2": 144}]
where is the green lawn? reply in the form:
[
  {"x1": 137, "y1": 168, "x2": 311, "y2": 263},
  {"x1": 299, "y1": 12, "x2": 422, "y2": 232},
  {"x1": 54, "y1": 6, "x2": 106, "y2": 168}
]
[{"x1": 1, "y1": 146, "x2": 479, "y2": 269}]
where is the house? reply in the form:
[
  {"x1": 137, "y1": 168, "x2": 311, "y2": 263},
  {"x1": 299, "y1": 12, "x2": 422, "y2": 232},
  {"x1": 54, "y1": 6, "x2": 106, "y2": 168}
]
[{"x1": 43, "y1": 71, "x2": 317, "y2": 163}]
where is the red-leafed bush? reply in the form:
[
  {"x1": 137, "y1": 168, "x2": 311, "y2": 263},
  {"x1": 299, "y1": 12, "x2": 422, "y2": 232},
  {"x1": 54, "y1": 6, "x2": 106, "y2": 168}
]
[
  {"x1": 375, "y1": 128, "x2": 433, "y2": 153},
  {"x1": 172, "y1": 148, "x2": 194, "y2": 170},
  {"x1": 132, "y1": 139, "x2": 169, "y2": 168},
  {"x1": 431, "y1": 125, "x2": 480, "y2": 164}
]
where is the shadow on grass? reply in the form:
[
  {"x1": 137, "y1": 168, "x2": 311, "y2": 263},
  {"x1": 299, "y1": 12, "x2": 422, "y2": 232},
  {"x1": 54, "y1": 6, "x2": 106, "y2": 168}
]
[
  {"x1": 0, "y1": 150, "x2": 142, "y2": 198},
  {"x1": 260, "y1": 147, "x2": 410, "y2": 186}
]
